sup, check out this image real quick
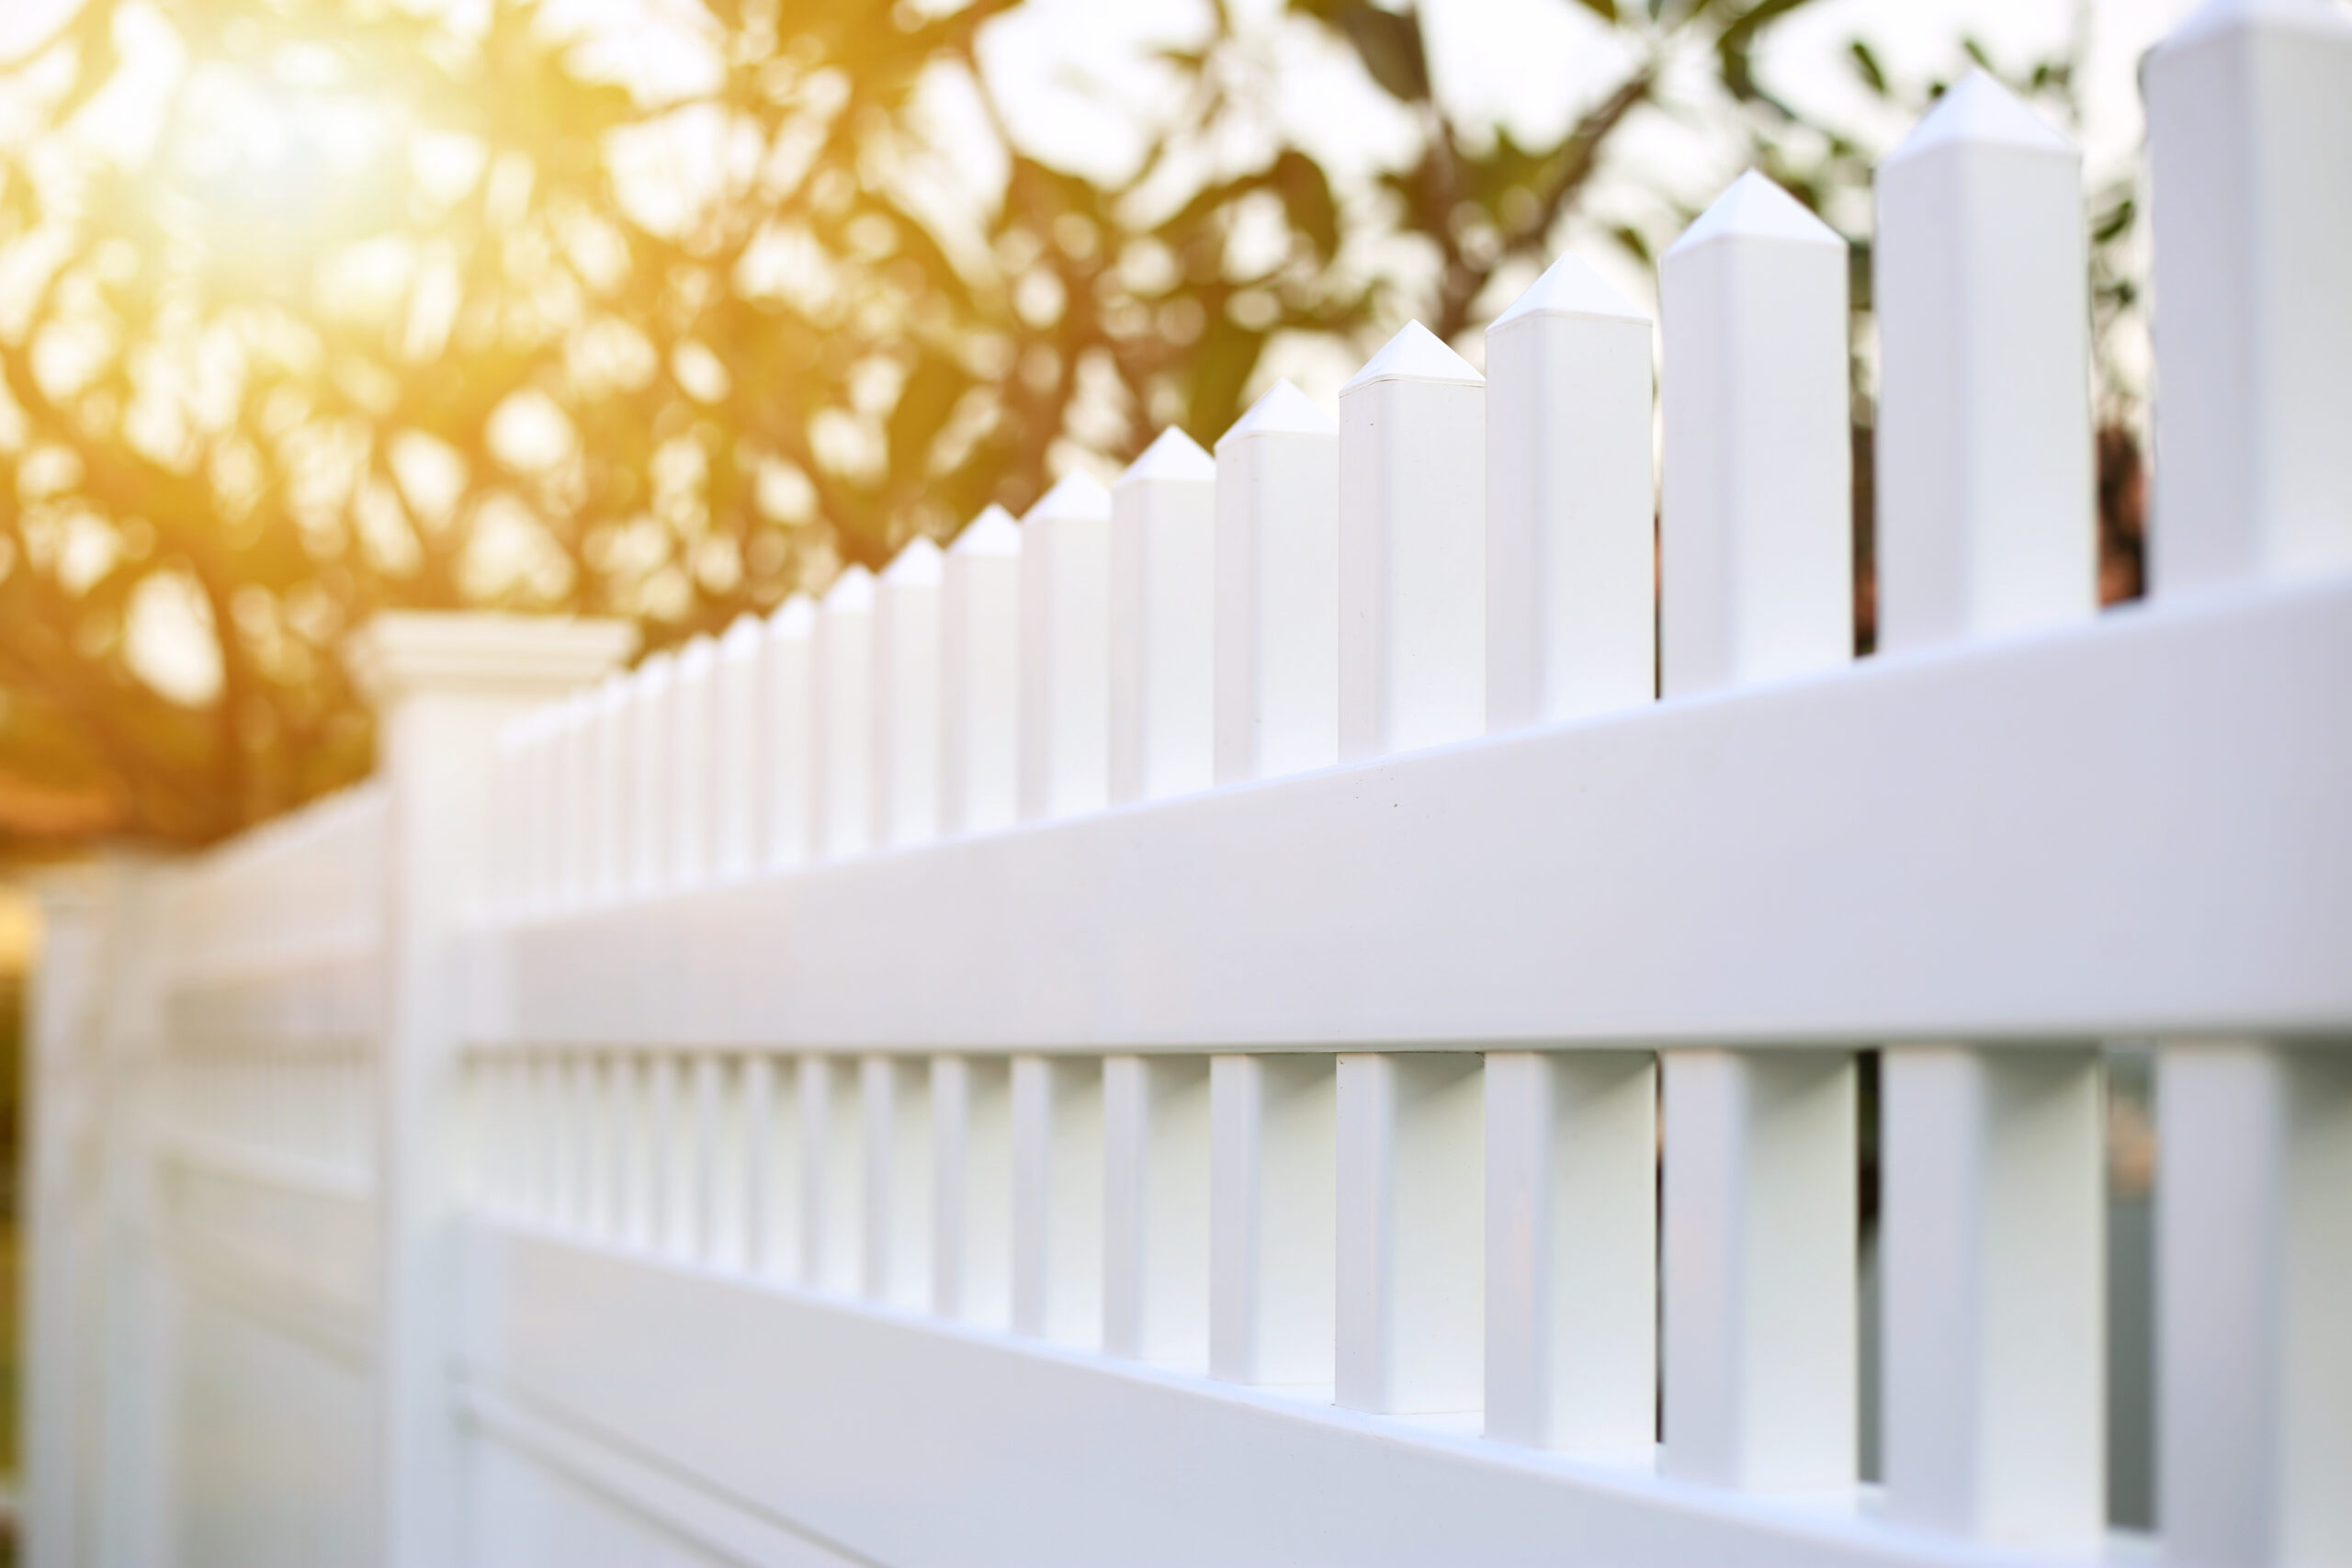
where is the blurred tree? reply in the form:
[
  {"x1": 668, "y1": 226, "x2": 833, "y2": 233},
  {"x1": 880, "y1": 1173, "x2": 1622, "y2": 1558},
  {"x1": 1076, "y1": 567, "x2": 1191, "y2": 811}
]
[{"x1": 0, "y1": 0, "x2": 2145, "y2": 852}]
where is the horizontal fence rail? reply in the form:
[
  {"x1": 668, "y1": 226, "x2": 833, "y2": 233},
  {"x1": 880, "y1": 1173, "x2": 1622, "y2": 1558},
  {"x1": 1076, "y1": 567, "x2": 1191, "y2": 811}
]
[{"x1": 21, "y1": 12, "x2": 2352, "y2": 1568}]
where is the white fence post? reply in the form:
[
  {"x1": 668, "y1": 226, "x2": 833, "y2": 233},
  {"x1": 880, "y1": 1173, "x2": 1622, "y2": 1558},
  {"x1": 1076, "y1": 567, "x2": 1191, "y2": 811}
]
[
  {"x1": 762, "y1": 594, "x2": 817, "y2": 871},
  {"x1": 1338, "y1": 322, "x2": 1487, "y2": 761},
  {"x1": 669, "y1": 634, "x2": 717, "y2": 891},
  {"x1": 1210, "y1": 1053, "x2": 1337, "y2": 1387},
  {"x1": 1012, "y1": 1054, "x2": 1103, "y2": 1346},
  {"x1": 2143, "y1": 9, "x2": 2352, "y2": 1562},
  {"x1": 1661, "y1": 1049, "x2": 1857, "y2": 1491},
  {"x1": 862, "y1": 1054, "x2": 933, "y2": 1308},
  {"x1": 1214, "y1": 381, "x2": 1340, "y2": 784},
  {"x1": 341, "y1": 611, "x2": 634, "y2": 1568},
  {"x1": 1019, "y1": 476, "x2": 1114, "y2": 822},
  {"x1": 1336, "y1": 1053, "x2": 1484, "y2": 1415},
  {"x1": 1102, "y1": 1055, "x2": 1211, "y2": 1366},
  {"x1": 941, "y1": 504, "x2": 1023, "y2": 837},
  {"x1": 590, "y1": 673, "x2": 630, "y2": 905},
  {"x1": 818, "y1": 567, "x2": 877, "y2": 859},
  {"x1": 1883, "y1": 1048, "x2": 2104, "y2": 1545},
  {"x1": 874, "y1": 538, "x2": 945, "y2": 849},
  {"x1": 1110, "y1": 429, "x2": 1217, "y2": 806},
  {"x1": 711, "y1": 613, "x2": 765, "y2": 881},
  {"x1": 627, "y1": 649, "x2": 674, "y2": 897},
  {"x1": 1871, "y1": 70, "x2": 2107, "y2": 1554},
  {"x1": 932, "y1": 1054, "x2": 1013, "y2": 1326},
  {"x1": 1876, "y1": 71, "x2": 2091, "y2": 651},
  {"x1": 2157, "y1": 1043, "x2": 2352, "y2": 1566},
  {"x1": 1656, "y1": 171, "x2": 1859, "y2": 1497},
  {"x1": 1659, "y1": 172, "x2": 1851, "y2": 695},
  {"x1": 1483, "y1": 1051, "x2": 1657, "y2": 1453},
  {"x1": 2144, "y1": 0, "x2": 2352, "y2": 591},
  {"x1": 1484, "y1": 255, "x2": 1656, "y2": 728}
]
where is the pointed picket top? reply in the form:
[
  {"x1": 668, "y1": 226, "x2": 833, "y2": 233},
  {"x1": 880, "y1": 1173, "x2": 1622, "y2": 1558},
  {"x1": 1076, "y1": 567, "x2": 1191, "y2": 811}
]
[
  {"x1": 1119, "y1": 426, "x2": 1216, "y2": 486},
  {"x1": 1668, "y1": 170, "x2": 1843, "y2": 256},
  {"x1": 950, "y1": 502, "x2": 1021, "y2": 557},
  {"x1": 1492, "y1": 252, "x2": 1650, "y2": 332},
  {"x1": 2158, "y1": 0, "x2": 2352, "y2": 53},
  {"x1": 823, "y1": 561, "x2": 875, "y2": 612},
  {"x1": 881, "y1": 534, "x2": 946, "y2": 584},
  {"x1": 1217, "y1": 379, "x2": 1336, "y2": 451},
  {"x1": 638, "y1": 646, "x2": 676, "y2": 680},
  {"x1": 1883, "y1": 69, "x2": 2074, "y2": 167},
  {"x1": 720, "y1": 610, "x2": 763, "y2": 655},
  {"x1": 771, "y1": 592, "x2": 819, "y2": 635},
  {"x1": 1343, "y1": 319, "x2": 1484, "y2": 392},
  {"x1": 1024, "y1": 471, "x2": 1114, "y2": 524},
  {"x1": 677, "y1": 630, "x2": 718, "y2": 671}
]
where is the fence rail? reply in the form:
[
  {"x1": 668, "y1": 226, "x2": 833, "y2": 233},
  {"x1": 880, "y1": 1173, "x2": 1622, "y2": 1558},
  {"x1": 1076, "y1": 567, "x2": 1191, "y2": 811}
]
[{"x1": 22, "y1": 10, "x2": 2352, "y2": 1568}]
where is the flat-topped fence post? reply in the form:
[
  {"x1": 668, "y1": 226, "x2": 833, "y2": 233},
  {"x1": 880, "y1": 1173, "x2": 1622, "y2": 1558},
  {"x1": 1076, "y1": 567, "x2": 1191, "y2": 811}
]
[{"x1": 342, "y1": 610, "x2": 634, "y2": 1568}]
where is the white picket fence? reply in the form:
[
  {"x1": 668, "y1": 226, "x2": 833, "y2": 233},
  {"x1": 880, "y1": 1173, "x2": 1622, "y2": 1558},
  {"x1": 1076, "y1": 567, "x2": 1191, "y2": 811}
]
[{"x1": 22, "y1": 10, "x2": 2352, "y2": 1567}]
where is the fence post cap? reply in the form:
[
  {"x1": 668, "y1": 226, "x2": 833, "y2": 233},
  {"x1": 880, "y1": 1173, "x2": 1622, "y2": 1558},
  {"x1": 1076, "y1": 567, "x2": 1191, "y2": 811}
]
[
  {"x1": 1341, "y1": 320, "x2": 1483, "y2": 393},
  {"x1": 1217, "y1": 379, "x2": 1335, "y2": 450},
  {"x1": 881, "y1": 535, "x2": 947, "y2": 584},
  {"x1": 1490, "y1": 251, "x2": 1649, "y2": 332},
  {"x1": 951, "y1": 502, "x2": 1022, "y2": 557},
  {"x1": 770, "y1": 592, "x2": 819, "y2": 636},
  {"x1": 719, "y1": 611, "x2": 763, "y2": 655},
  {"x1": 1023, "y1": 471, "x2": 1114, "y2": 524},
  {"x1": 823, "y1": 562, "x2": 876, "y2": 612},
  {"x1": 1667, "y1": 170, "x2": 1843, "y2": 259},
  {"x1": 1118, "y1": 426, "x2": 1216, "y2": 487},
  {"x1": 342, "y1": 610, "x2": 638, "y2": 709},
  {"x1": 1882, "y1": 69, "x2": 2075, "y2": 167}
]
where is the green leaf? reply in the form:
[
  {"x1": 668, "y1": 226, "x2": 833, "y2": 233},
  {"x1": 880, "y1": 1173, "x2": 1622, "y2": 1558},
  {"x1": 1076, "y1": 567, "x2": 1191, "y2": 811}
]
[{"x1": 1849, "y1": 39, "x2": 1888, "y2": 96}]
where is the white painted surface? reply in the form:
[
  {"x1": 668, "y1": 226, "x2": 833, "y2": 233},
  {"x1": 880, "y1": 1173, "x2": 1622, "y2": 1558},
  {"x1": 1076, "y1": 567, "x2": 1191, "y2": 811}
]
[
  {"x1": 1339, "y1": 322, "x2": 1487, "y2": 760},
  {"x1": 816, "y1": 567, "x2": 876, "y2": 860},
  {"x1": 2144, "y1": 0, "x2": 2352, "y2": 591},
  {"x1": 1484, "y1": 255, "x2": 1657, "y2": 727},
  {"x1": 873, "y1": 538, "x2": 945, "y2": 849},
  {"x1": 25, "y1": 36, "x2": 2352, "y2": 1564},
  {"x1": 1110, "y1": 429, "x2": 1218, "y2": 806},
  {"x1": 940, "y1": 505, "x2": 1022, "y2": 837},
  {"x1": 1214, "y1": 381, "x2": 1341, "y2": 784},
  {"x1": 1883, "y1": 1047, "x2": 2105, "y2": 1548},
  {"x1": 1018, "y1": 476, "x2": 1114, "y2": 822},
  {"x1": 1874, "y1": 73, "x2": 2094, "y2": 651},
  {"x1": 1661, "y1": 1049, "x2": 1856, "y2": 1493},
  {"x1": 1483, "y1": 1051, "x2": 1657, "y2": 1454},
  {"x1": 1659, "y1": 173, "x2": 1851, "y2": 695}
]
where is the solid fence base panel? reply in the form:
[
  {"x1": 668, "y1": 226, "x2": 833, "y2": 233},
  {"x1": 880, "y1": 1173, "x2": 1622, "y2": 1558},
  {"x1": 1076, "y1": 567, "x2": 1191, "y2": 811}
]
[{"x1": 460, "y1": 1221, "x2": 2143, "y2": 1568}]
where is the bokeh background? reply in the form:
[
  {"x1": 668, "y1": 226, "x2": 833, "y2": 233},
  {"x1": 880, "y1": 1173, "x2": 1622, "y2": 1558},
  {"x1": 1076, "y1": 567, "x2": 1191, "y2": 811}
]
[
  {"x1": 0, "y1": 0, "x2": 2191, "y2": 1544},
  {"x1": 0, "y1": 0, "x2": 2169, "y2": 854}
]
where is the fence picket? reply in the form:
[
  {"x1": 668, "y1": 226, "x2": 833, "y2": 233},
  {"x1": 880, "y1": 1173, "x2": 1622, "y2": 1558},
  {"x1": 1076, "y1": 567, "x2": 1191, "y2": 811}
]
[
  {"x1": 1659, "y1": 172, "x2": 1850, "y2": 695},
  {"x1": 874, "y1": 538, "x2": 945, "y2": 849},
  {"x1": 1484, "y1": 255, "x2": 1655, "y2": 728},
  {"x1": 1876, "y1": 71, "x2": 2092, "y2": 650},
  {"x1": 712, "y1": 614, "x2": 765, "y2": 881},
  {"x1": 940, "y1": 505, "x2": 1023, "y2": 838},
  {"x1": 2145, "y1": 0, "x2": 2352, "y2": 590},
  {"x1": 762, "y1": 594, "x2": 817, "y2": 871},
  {"x1": 1110, "y1": 429, "x2": 1217, "y2": 806},
  {"x1": 1102, "y1": 1055, "x2": 1211, "y2": 1366},
  {"x1": 1482, "y1": 1051, "x2": 1656, "y2": 1453},
  {"x1": 1339, "y1": 322, "x2": 1487, "y2": 760},
  {"x1": 1018, "y1": 476, "x2": 1114, "y2": 822},
  {"x1": 1214, "y1": 381, "x2": 1340, "y2": 784},
  {"x1": 1209, "y1": 1053, "x2": 1336, "y2": 1387},
  {"x1": 818, "y1": 568, "x2": 876, "y2": 860}
]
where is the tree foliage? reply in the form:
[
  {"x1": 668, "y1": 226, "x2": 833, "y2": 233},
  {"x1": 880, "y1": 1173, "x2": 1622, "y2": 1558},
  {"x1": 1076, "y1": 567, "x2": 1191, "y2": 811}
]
[{"x1": 0, "y1": 0, "x2": 2142, "y2": 852}]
